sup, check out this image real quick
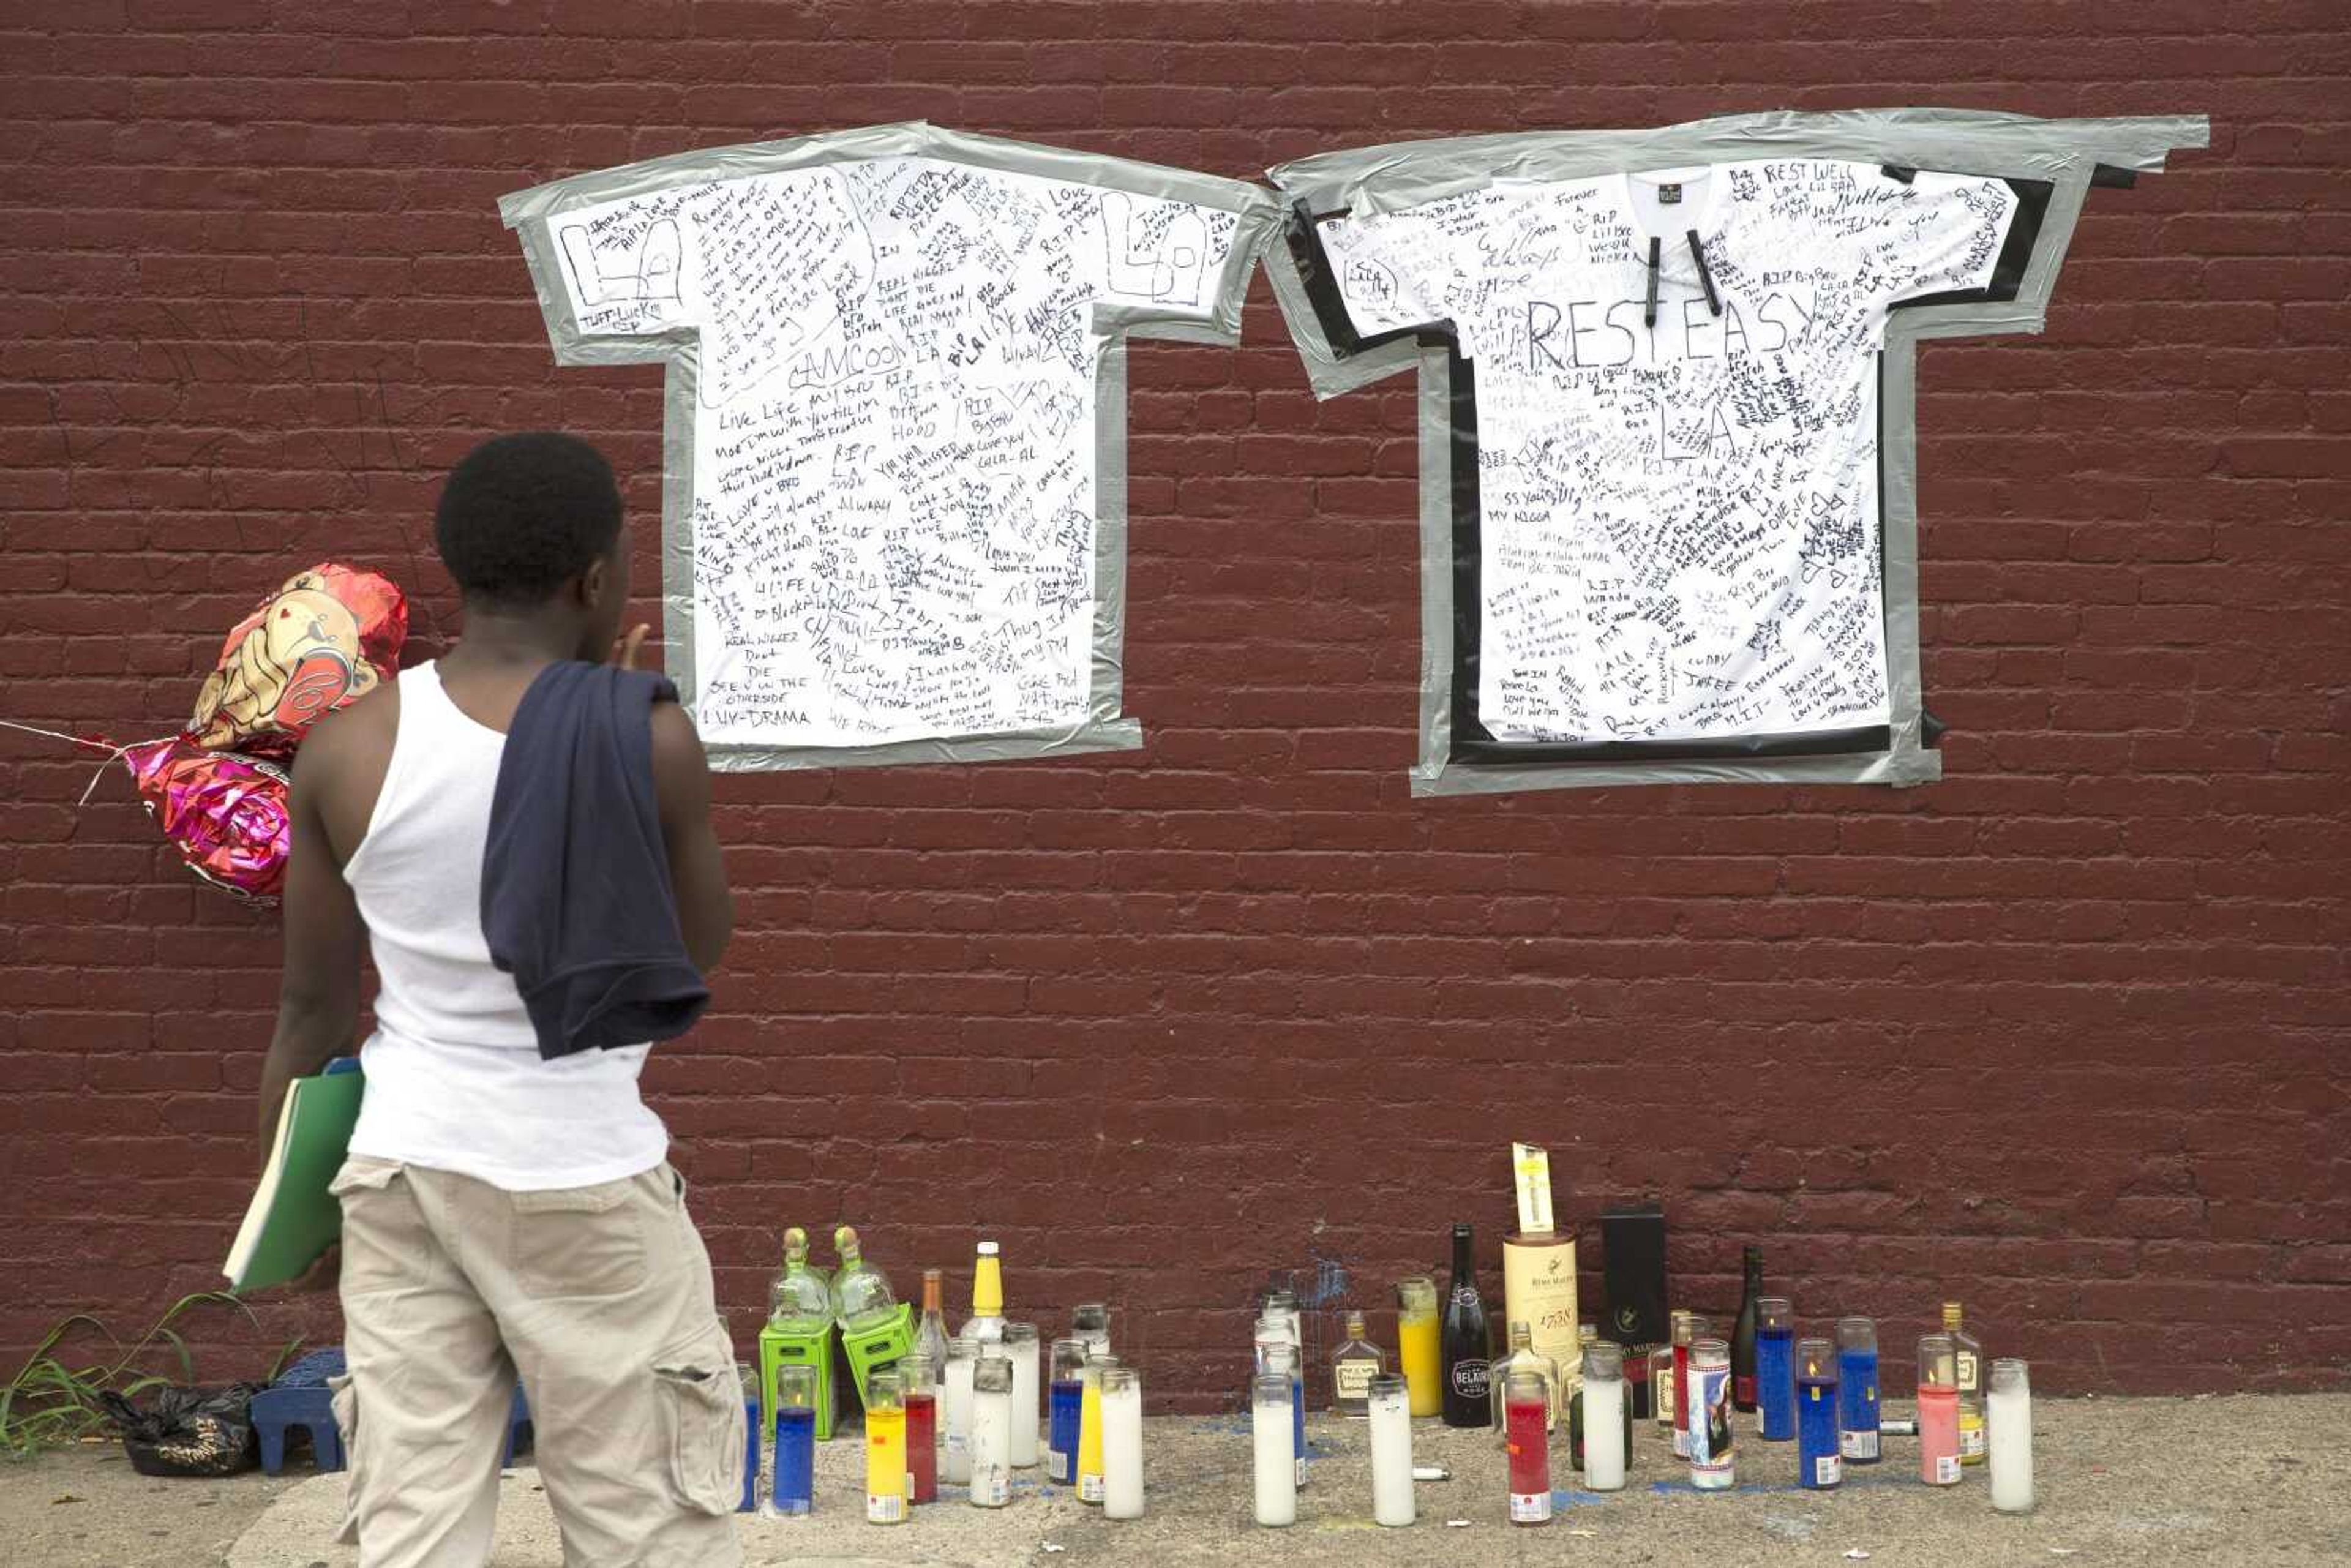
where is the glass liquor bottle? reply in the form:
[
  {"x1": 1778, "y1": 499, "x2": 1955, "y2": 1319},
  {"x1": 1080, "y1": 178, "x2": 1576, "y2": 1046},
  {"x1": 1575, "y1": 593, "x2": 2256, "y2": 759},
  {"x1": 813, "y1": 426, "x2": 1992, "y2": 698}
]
[
  {"x1": 767, "y1": 1226, "x2": 832, "y2": 1332},
  {"x1": 914, "y1": 1268, "x2": 951, "y2": 1388},
  {"x1": 830, "y1": 1225, "x2": 898, "y2": 1332},
  {"x1": 1330, "y1": 1310, "x2": 1382, "y2": 1418},
  {"x1": 1731, "y1": 1245, "x2": 1763, "y2": 1412},
  {"x1": 1439, "y1": 1221, "x2": 1493, "y2": 1428},
  {"x1": 1943, "y1": 1300, "x2": 1986, "y2": 1465},
  {"x1": 961, "y1": 1240, "x2": 1006, "y2": 1343},
  {"x1": 1489, "y1": 1319, "x2": 1561, "y2": 1438}
]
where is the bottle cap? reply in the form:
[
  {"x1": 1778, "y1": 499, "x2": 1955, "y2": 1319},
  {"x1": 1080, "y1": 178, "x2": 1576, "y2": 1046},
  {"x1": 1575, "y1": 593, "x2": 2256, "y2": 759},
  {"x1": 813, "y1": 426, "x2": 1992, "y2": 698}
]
[{"x1": 977, "y1": 1240, "x2": 1000, "y2": 1257}]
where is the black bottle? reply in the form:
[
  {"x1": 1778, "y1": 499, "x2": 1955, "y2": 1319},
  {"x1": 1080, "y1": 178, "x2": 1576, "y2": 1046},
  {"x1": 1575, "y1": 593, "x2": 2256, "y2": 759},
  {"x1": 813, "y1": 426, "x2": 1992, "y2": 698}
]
[
  {"x1": 1731, "y1": 1244, "x2": 1763, "y2": 1413},
  {"x1": 1439, "y1": 1221, "x2": 1492, "y2": 1428}
]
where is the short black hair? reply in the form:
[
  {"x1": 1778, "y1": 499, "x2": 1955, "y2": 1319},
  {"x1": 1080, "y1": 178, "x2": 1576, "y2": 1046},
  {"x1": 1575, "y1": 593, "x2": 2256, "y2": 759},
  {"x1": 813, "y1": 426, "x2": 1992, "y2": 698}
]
[{"x1": 433, "y1": 432, "x2": 624, "y2": 607}]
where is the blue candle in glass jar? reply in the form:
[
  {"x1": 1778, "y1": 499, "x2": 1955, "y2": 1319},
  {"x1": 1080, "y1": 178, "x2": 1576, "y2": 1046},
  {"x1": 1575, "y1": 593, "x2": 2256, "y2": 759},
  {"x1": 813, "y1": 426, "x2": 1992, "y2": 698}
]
[
  {"x1": 1047, "y1": 1336, "x2": 1086, "y2": 1484},
  {"x1": 1794, "y1": 1336, "x2": 1841, "y2": 1489},
  {"x1": 1835, "y1": 1316, "x2": 1881, "y2": 1465},
  {"x1": 771, "y1": 1364, "x2": 817, "y2": 1515},
  {"x1": 1757, "y1": 1297, "x2": 1796, "y2": 1441}
]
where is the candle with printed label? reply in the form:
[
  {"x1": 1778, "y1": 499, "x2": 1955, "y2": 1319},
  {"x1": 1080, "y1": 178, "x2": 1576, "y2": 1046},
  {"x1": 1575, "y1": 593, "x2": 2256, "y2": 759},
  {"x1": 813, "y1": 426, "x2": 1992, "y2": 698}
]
[
  {"x1": 969, "y1": 1354, "x2": 1012, "y2": 1507},
  {"x1": 1796, "y1": 1337, "x2": 1842, "y2": 1490},
  {"x1": 1835, "y1": 1317, "x2": 1881, "y2": 1465},
  {"x1": 863, "y1": 1369, "x2": 907, "y2": 1525},
  {"x1": 1687, "y1": 1336, "x2": 1734, "y2": 1490},
  {"x1": 942, "y1": 1337, "x2": 977, "y2": 1485},
  {"x1": 1756, "y1": 1297, "x2": 1796, "y2": 1441},
  {"x1": 1504, "y1": 1368, "x2": 1553, "y2": 1525},
  {"x1": 1918, "y1": 1334, "x2": 1962, "y2": 1487},
  {"x1": 1046, "y1": 1337, "x2": 1084, "y2": 1485},
  {"x1": 898, "y1": 1354, "x2": 937, "y2": 1506},
  {"x1": 1077, "y1": 1351, "x2": 1114, "y2": 1504},
  {"x1": 1101, "y1": 1365, "x2": 1145, "y2": 1519}
]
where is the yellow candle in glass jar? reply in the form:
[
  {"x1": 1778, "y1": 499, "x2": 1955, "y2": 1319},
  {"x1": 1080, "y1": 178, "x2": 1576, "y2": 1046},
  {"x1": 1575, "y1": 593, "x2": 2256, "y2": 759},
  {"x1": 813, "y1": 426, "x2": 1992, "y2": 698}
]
[
  {"x1": 864, "y1": 1370, "x2": 907, "y2": 1524},
  {"x1": 1397, "y1": 1275, "x2": 1442, "y2": 1418}
]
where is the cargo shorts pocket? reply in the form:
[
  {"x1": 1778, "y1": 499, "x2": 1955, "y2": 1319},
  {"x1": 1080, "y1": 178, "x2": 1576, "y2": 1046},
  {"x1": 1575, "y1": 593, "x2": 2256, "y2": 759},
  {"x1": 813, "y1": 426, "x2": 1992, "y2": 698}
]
[
  {"x1": 512, "y1": 1178, "x2": 647, "y2": 1299},
  {"x1": 327, "y1": 1373, "x2": 362, "y2": 1546},
  {"x1": 327, "y1": 1160, "x2": 418, "y2": 1297},
  {"x1": 651, "y1": 1321, "x2": 745, "y2": 1517}
]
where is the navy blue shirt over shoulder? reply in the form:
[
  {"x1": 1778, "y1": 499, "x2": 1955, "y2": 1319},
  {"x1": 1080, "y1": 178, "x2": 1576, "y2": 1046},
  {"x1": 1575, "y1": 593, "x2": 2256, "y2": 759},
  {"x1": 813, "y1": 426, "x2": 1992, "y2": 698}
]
[{"x1": 482, "y1": 660, "x2": 710, "y2": 1060}]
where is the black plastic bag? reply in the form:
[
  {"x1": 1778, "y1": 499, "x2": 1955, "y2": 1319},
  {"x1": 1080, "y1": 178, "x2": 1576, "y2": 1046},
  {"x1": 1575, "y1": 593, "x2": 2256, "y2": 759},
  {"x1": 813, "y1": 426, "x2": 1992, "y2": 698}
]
[{"x1": 99, "y1": 1382, "x2": 266, "y2": 1477}]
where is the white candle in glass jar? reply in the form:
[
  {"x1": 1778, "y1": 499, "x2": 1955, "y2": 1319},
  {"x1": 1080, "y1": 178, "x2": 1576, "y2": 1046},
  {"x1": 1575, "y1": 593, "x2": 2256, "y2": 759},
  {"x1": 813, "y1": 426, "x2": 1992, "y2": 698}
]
[
  {"x1": 1005, "y1": 1324, "x2": 1041, "y2": 1468},
  {"x1": 1101, "y1": 1367, "x2": 1145, "y2": 1518},
  {"x1": 1368, "y1": 1375, "x2": 1415, "y2": 1527},
  {"x1": 1585, "y1": 1372, "x2": 1627, "y2": 1490},
  {"x1": 1251, "y1": 1373, "x2": 1297, "y2": 1526},
  {"x1": 1988, "y1": 1358, "x2": 2033, "y2": 1514},
  {"x1": 969, "y1": 1356, "x2": 1012, "y2": 1508},
  {"x1": 942, "y1": 1340, "x2": 977, "y2": 1486}
]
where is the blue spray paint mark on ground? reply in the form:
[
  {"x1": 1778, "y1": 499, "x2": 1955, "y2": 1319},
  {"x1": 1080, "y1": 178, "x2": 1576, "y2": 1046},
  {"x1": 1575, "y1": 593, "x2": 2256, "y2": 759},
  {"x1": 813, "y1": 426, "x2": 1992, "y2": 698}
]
[{"x1": 1647, "y1": 1469, "x2": 1912, "y2": 1497}]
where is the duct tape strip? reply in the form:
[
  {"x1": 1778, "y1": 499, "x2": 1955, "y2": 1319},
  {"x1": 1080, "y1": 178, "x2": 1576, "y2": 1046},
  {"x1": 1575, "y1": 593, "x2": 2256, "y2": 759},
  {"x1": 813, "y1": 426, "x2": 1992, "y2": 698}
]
[
  {"x1": 501, "y1": 122, "x2": 1282, "y2": 773},
  {"x1": 1264, "y1": 108, "x2": 2208, "y2": 796}
]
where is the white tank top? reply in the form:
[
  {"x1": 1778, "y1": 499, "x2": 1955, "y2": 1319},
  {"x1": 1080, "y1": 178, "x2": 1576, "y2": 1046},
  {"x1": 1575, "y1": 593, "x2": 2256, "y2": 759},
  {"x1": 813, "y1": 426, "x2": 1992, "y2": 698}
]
[{"x1": 342, "y1": 661, "x2": 668, "y2": 1190}]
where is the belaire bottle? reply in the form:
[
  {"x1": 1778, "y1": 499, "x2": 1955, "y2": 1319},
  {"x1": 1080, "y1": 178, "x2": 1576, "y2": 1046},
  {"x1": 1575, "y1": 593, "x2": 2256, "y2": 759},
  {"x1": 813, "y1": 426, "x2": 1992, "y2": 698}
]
[
  {"x1": 1731, "y1": 1245, "x2": 1763, "y2": 1412},
  {"x1": 1439, "y1": 1222, "x2": 1493, "y2": 1428}
]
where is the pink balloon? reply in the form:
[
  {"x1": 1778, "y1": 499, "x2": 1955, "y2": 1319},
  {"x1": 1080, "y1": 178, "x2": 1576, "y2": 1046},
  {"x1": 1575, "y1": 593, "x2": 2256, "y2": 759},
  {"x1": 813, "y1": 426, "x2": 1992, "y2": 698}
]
[{"x1": 125, "y1": 740, "x2": 292, "y2": 904}]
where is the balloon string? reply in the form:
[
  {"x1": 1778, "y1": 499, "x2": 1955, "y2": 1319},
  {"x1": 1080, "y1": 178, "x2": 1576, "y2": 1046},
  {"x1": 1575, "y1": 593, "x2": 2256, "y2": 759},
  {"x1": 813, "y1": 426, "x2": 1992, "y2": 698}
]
[{"x1": 0, "y1": 719, "x2": 188, "y2": 806}]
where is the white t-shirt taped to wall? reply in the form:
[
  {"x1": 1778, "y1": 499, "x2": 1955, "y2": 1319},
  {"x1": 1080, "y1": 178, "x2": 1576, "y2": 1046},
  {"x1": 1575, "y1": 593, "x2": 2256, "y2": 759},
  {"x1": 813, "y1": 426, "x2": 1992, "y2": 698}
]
[
  {"x1": 536, "y1": 155, "x2": 1250, "y2": 752},
  {"x1": 1318, "y1": 160, "x2": 2015, "y2": 746}
]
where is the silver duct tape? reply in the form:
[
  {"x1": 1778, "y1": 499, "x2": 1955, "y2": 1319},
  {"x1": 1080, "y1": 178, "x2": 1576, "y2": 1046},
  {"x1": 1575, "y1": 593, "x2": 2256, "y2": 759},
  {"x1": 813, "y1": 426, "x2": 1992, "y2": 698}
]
[
  {"x1": 1267, "y1": 109, "x2": 2206, "y2": 796},
  {"x1": 1272, "y1": 108, "x2": 2209, "y2": 216},
  {"x1": 502, "y1": 121, "x2": 1280, "y2": 772}
]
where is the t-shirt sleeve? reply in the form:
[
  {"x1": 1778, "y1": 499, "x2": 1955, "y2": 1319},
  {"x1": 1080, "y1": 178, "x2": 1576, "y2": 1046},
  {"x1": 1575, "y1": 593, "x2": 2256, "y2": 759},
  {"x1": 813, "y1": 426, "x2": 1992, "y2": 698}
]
[
  {"x1": 1864, "y1": 170, "x2": 2019, "y2": 308},
  {"x1": 1317, "y1": 204, "x2": 1461, "y2": 338},
  {"x1": 1091, "y1": 189, "x2": 1251, "y2": 322},
  {"x1": 543, "y1": 187, "x2": 702, "y2": 341}
]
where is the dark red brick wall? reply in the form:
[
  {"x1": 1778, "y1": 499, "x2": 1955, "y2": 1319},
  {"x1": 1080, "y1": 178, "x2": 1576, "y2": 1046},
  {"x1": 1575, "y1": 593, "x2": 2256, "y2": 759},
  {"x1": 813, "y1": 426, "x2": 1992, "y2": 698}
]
[{"x1": 2, "y1": 2, "x2": 2345, "y2": 1402}]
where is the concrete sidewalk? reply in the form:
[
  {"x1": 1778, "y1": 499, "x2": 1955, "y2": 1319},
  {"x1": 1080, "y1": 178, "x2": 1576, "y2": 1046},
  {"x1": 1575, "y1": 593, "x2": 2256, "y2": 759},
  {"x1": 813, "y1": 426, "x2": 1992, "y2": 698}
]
[{"x1": 3, "y1": 1393, "x2": 2344, "y2": 1566}]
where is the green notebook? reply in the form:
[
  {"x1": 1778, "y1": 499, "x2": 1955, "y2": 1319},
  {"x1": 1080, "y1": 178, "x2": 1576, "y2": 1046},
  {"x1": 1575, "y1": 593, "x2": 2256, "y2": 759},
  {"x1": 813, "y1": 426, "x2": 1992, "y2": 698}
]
[{"x1": 224, "y1": 1062, "x2": 364, "y2": 1294}]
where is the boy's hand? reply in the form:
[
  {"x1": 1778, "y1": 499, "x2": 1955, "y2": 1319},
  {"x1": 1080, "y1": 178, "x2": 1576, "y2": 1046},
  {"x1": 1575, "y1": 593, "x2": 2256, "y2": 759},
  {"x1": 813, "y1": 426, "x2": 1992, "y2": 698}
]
[{"x1": 610, "y1": 623, "x2": 650, "y2": 670}]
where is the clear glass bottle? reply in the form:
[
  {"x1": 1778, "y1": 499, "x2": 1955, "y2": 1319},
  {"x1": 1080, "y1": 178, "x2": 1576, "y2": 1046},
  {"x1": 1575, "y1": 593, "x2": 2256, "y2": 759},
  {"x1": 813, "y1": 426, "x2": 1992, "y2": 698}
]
[
  {"x1": 913, "y1": 1268, "x2": 950, "y2": 1385},
  {"x1": 1489, "y1": 1319, "x2": 1561, "y2": 1438},
  {"x1": 961, "y1": 1240, "x2": 1005, "y2": 1344},
  {"x1": 1071, "y1": 1302, "x2": 1112, "y2": 1356},
  {"x1": 1330, "y1": 1310, "x2": 1382, "y2": 1418},
  {"x1": 830, "y1": 1226, "x2": 896, "y2": 1332},
  {"x1": 969, "y1": 1354, "x2": 1013, "y2": 1507},
  {"x1": 1649, "y1": 1345, "x2": 1675, "y2": 1429},
  {"x1": 1264, "y1": 1288, "x2": 1303, "y2": 1365},
  {"x1": 767, "y1": 1226, "x2": 832, "y2": 1332},
  {"x1": 1943, "y1": 1300, "x2": 1986, "y2": 1465},
  {"x1": 1988, "y1": 1357, "x2": 2033, "y2": 1513}
]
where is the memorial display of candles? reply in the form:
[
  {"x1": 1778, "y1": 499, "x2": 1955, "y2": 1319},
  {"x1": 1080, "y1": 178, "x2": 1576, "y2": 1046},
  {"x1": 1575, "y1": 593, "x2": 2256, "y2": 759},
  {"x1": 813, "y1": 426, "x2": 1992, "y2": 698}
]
[
  {"x1": 1101, "y1": 1365, "x2": 1146, "y2": 1520},
  {"x1": 1368, "y1": 1373, "x2": 1415, "y2": 1526},
  {"x1": 1252, "y1": 1369, "x2": 1297, "y2": 1526},
  {"x1": 1989, "y1": 1358, "x2": 2035, "y2": 1514}
]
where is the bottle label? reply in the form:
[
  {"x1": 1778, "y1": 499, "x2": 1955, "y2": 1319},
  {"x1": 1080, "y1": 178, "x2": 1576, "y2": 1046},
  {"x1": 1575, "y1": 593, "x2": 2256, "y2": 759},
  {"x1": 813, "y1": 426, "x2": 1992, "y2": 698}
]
[
  {"x1": 1510, "y1": 1490, "x2": 1554, "y2": 1523},
  {"x1": 1335, "y1": 1361, "x2": 1378, "y2": 1401},
  {"x1": 1079, "y1": 1473, "x2": 1104, "y2": 1503},
  {"x1": 1933, "y1": 1454, "x2": 1961, "y2": 1484},
  {"x1": 975, "y1": 1466, "x2": 1010, "y2": 1506},
  {"x1": 1955, "y1": 1351, "x2": 1979, "y2": 1390},
  {"x1": 1842, "y1": 1428, "x2": 1880, "y2": 1461},
  {"x1": 1734, "y1": 1375, "x2": 1756, "y2": 1405},
  {"x1": 1449, "y1": 1359, "x2": 1491, "y2": 1400},
  {"x1": 866, "y1": 1492, "x2": 905, "y2": 1523},
  {"x1": 1814, "y1": 1454, "x2": 1842, "y2": 1487},
  {"x1": 1960, "y1": 1417, "x2": 1987, "y2": 1460},
  {"x1": 1047, "y1": 1449, "x2": 1071, "y2": 1483}
]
